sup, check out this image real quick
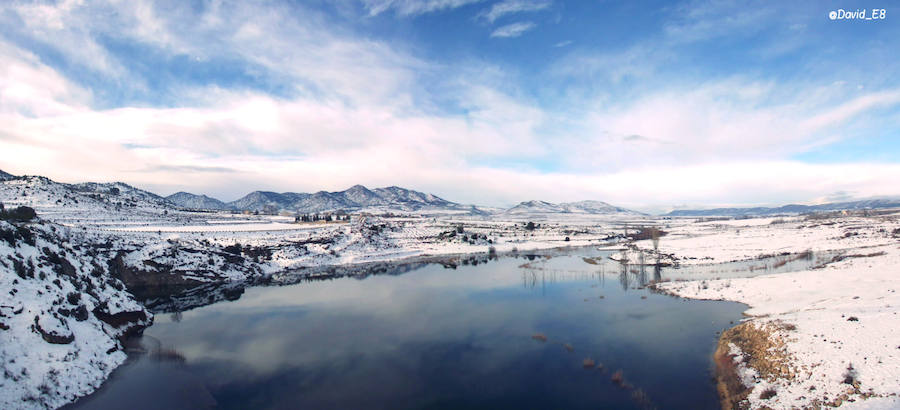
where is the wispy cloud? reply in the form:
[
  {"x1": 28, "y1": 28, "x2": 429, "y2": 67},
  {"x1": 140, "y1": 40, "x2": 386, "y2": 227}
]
[
  {"x1": 1, "y1": 1, "x2": 899, "y2": 209},
  {"x1": 478, "y1": 0, "x2": 551, "y2": 23},
  {"x1": 361, "y1": 0, "x2": 483, "y2": 17},
  {"x1": 490, "y1": 21, "x2": 536, "y2": 38},
  {"x1": 552, "y1": 40, "x2": 572, "y2": 48}
]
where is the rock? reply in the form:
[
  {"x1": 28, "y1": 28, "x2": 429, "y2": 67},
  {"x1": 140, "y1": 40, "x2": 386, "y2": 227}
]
[{"x1": 33, "y1": 315, "x2": 74, "y2": 344}]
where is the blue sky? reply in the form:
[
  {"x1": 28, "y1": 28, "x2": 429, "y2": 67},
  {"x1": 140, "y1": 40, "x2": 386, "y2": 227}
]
[{"x1": 1, "y1": 0, "x2": 899, "y2": 211}]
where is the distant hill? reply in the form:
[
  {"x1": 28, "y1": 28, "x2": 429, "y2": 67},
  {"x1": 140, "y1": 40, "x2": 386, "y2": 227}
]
[
  {"x1": 666, "y1": 199, "x2": 900, "y2": 217},
  {"x1": 166, "y1": 192, "x2": 232, "y2": 210},
  {"x1": 0, "y1": 169, "x2": 15, "y2": 180},
  {"x1": 505, "y1": 199, "x2": 640, "y2": 215},
  {"x1": 225, "y1": 184, "x2": 467, "y2": 213},
  {"x1": 70, "y1": 181, "x2": 170, "y2": 206}
]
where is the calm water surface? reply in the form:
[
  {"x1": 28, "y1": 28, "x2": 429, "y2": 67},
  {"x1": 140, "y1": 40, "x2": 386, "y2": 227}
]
[{"x1": 71, "y1": 248, "x2": 747, "y2": 409}]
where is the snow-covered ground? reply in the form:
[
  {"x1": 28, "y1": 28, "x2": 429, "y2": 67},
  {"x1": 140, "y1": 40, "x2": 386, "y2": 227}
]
[
  {"x1": 4, "y1": 174, "x2": 900, "y2": 409},
  {"x1": 648, "y1": 212, "x2": 900, "y2": 409},
  {"x1": 1, "y1": 175, "x2": 644, "y2": 409},
  {"x1": 0, "y1": 221, "x2": 151, "y2": 409}
]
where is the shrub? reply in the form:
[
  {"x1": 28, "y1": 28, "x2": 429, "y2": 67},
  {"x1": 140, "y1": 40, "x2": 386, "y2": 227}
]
[
  {"x1": 760, "y1": 388, "x2": 777, "y2": 400},
  {"x1": 0, "y1": 206, "x2": 37, "y2": 222}
]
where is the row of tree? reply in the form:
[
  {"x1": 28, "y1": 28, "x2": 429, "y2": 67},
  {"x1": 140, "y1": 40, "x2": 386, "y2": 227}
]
[{"x1": 295, "y1": 213, "x2": 351, "y2": 223}]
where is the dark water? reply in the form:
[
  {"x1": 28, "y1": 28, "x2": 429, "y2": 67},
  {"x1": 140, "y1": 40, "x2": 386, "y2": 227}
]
[{"x1": 71, "y1": 248, "x2": 747, "y2": 410}]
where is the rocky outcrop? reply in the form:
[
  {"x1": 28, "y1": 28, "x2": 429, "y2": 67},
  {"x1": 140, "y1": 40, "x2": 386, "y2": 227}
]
[{"x1": 32, "y1": 315, "x2": 74, "y2": 345}]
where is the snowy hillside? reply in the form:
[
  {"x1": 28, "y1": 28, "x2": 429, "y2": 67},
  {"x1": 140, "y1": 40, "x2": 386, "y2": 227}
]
[
  {"x1": 228, "y1": 191, "x2": 310, "y2": 212},
  {"x1": 225, "y1": 184, "x2": 468, "y2": 213},
  {"x1": 0, "y1": 220, "x2": 151, "y2": 409},
  {"x1": 166, "y1": 192, "x2": 231, "y2": 210},
  {"x1": 506, "y1": 199, "x2": 639, "y2": 215}
]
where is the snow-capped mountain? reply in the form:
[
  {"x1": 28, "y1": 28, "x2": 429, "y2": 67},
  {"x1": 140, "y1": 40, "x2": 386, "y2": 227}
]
[
  {"x1": 166, "y1": 192, "x2": 232, "y2": 210},
  {"x1": 561, "y1": 200, "x2": 637, "y2": 214},
  {"x1": 226, "y1": 185, "x2": 465, "y2": 213},
  {"x1": 227, "y1": 191, "x2": 309, "y2": 212},
  {"x1": 505, "y1": 199, "x2": 639, "y2": 215},
  {"x1": 372, "y1": 186, "x2": 454, "y2": 207},
  {"x1": 506, "y1": 200, "x2": 564, "y2": 214}
]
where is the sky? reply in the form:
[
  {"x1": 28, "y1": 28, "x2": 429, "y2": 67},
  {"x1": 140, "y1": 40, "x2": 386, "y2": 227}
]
[{"x1": 1, "y1": 0, "x2": 899, "y2": 212}]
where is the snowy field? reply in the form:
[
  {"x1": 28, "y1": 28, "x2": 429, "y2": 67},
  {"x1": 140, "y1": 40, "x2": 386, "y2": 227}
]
[{"x1": 647, "y1": 211, "x2": 900, "y2": 409}]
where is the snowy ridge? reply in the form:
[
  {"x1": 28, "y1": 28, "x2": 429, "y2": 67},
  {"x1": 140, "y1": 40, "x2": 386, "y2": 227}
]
[
  {"x1": 505, "y1": 199, "x2": 640, "y2": 215},
  {"x1": 166, "y1": 192, "x2": 230, "y2": 210},
  {"x1": 225, "y1": 184, "x2": 467, "y2": 213}
]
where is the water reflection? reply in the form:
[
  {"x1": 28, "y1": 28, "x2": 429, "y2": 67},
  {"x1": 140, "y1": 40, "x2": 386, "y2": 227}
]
[{"x1": 72, "y1": 248, "x2": 744, "y2": 410}]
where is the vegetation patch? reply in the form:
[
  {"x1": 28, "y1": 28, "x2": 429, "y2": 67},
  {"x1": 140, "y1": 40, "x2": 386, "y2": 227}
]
[
  {"x1": 0, "y1": 204, "x2": 37, "y2": 222},
  {"x1": 714, "y1": 322, "x2": 797, "y2": 409}
]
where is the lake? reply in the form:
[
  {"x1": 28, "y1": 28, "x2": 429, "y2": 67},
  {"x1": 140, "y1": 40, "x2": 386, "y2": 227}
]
[{"x1": 70, "y1": 248, "x2": 748, "y2": 409}]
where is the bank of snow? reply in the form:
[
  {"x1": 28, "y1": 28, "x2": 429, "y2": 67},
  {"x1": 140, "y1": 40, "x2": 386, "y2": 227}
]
[
  {"x1": 655, "y1": 213, "x2": 900, "y2": 409},
  {"x1": 0, "y1": 221, "x2": 150, "y2": 409}
]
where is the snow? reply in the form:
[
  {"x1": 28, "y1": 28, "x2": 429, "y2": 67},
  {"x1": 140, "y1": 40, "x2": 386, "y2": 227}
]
[
  {"x1": 4, "y1": 174, "x2": 900, "y2": 409},
  {"x1": 1, "y1": 175, "x2": 643, "y2": 409},
  {"x1": 652, "y1": 212, "x2": 900, "y2": 409},
  {"x1": 0, "y1": 221, "x2": 150, "y2": 409}
]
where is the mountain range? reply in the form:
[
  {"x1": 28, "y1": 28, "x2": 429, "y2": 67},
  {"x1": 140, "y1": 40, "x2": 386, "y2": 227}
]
[
  {"x1": 4, "y1": 168, "x2": 899, "y2": 216},
  {"x1": 167, "y1": 184, "x2": 468, "y2": 213},
  {"x1": 666, "y1": 198, "x2": 900, "y2": 217}
]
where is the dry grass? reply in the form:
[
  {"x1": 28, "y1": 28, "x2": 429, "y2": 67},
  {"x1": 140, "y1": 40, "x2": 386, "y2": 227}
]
[
  {"x1": 725, "y1": 322, "x2": 796, "y2": 382},
  {"x1": 714, "y1": 322, "x2": 798, "y2": 409}
]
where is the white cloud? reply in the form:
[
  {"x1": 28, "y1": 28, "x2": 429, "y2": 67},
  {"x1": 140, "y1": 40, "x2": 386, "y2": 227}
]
[
  {"x1": 4, "y1": 49, "x2": 899, "y2": 210},
  {"x1": 477, "y1": 0, "x2": 551, "y2": 23},
  {"x1": 489, "y1": 21, "x2": 536, "y2": 38},
  {"x1": 361, "y1": 0, "x2": 483, "y2": 17},
  {"x1": 1, "y1": 1, "x2": 900, "y2": 211},
  {"x1": 663, "y1": 0, "x2": 776, "y2": 43}
]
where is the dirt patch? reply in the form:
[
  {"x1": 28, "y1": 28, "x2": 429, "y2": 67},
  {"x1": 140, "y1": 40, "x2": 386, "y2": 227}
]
[{"x1": 714, "y1": 322, "x2": 797, "y2": 409}]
